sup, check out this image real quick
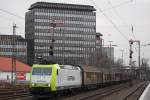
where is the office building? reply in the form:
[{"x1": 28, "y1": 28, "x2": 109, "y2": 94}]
[
  {"x1": 0, "y1": 35, "x2": 27, "y2": 63},
  {"x1": 25, "y1": 2, "x2": 96, "y2": 65}
]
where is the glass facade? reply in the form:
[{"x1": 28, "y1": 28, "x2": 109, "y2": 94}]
[
  {"x1": 0, "y1": 35, "x2": 27, "y2": 63},
  {"x1": 25, "y1": 2, "x2": 96, "y2": 65}
]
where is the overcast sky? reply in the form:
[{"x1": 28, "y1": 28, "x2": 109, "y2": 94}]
[{"x1": 0, "y1": 0, "x2": 150, "y2": 66}]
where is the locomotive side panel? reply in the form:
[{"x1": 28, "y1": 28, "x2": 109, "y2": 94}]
[{"x1": 56, "y1": 67, "x2": 82, "y2": 90}]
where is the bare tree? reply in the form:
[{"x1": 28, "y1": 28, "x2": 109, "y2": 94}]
[
  {"x1": 96, "y1": 53, "x2": 111, "y2": 68},
  {"x1": 141, "y1": 58, "x2": 149, "y2": 68}
]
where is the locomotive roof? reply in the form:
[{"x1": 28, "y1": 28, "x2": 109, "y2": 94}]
[
  {"x1": 80, "y1": 65, "x2": 128, "y2": 73},
  {"x1": 59, "y1": 65, "x2": 80, "y2": 70},
  {"x1": 81, "y1": 65, "x2": 103, "y2": 72}
]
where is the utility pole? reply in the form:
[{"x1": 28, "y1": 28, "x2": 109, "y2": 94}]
[
  {"x1": 101, "y1": 38, "x2": 104, "y2": 56},
  {"x1": 138, "y1": 41, "x2": 141, "y2": 79},
  {"x1": 138, "y1": 41, "x2": 141, "y2": 68},
  {"x1": 108, "y1": 41, "x2": 113, "y2": 61},
  {"x1": 120, "y1": 49, "x2": 124, "y2": 65},
  {"x1": 11, "y1": 24, "x2": 17, "y2": 85},
  {"x1": 108, "y1": 41, "x2": 113, "y2": 83}
]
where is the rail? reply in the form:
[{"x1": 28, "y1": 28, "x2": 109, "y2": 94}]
[
  {"x1": 122, "y1": 81, "x2": 149, "y2": 100},
  {"x1": 60, "y1": 80, "x2": 148, "y2": 100},
  {"x1": 0, "y1": 83, "x2": 32, "y2": 100},
  {"x1": 61, "y1": 81, "x2": 133, "y2": 100}
]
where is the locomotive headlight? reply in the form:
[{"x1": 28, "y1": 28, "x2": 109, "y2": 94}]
[
  {"x1": 32, "y1": 83, "x2": 35, "y2": 86},
  {"x1": 48, "y1": 84, "x2": 50, "y2": 87}
]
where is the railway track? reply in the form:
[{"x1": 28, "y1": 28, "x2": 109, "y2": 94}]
[
  {"x1": 79, "y1": 86, "x2": 126, "y2": 100},
  {"x1": 0, "y1": 85, "x2": 32, "y2": 100},
  {"x1": 61, "y1": 81, "x2": 132, "y2": 100},
  {"x1": 0, "y1": 93, "x2": 32, "y2": 100},
  {"x1": 122, "y1": 81, "x2": 149, "y2": 100},
  {"x1": 7, "y1": 80, "x2": 145, "y2": 100},
  {"x1": 61, "y1": 80, "x2": 148, "y2": 100},
  {"x1": 79, "y1": 83, "x2": 132, "y2": 100}
]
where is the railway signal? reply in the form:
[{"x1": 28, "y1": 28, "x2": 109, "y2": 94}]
[
  {"x1": 129, "y1": 39, "x2": 140, "y2": 67},
  {"x1": 129, "y1": 50, "x2": 133, "y2": 58},
  {"x1": 49, "y1": 18, "x2": 64, "y2": 57},
  {"x1": 49, "y1": 45, "x2": 54, "y2": 56}
]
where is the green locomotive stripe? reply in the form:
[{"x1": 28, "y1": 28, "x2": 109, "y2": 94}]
[
  {"x1": 50, "y1": 64, "x2": 57, "y2": 91},
  {"x1": 29, "y1": 67, "x2": 33, "y2": 88},
  {"x1": 30, "y1": 64, "x2": 58, "y2": 91}
]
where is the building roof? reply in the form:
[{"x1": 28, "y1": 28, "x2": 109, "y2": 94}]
[
  {"x1": 29, "y1": 2, "x2": 96, "y2": 11},
  {"x1": 0, "y1": 57, "x2": 31, "y2": 72},
  {"x1": 0, "y1": 35, "x2": 24, "y2": 40}
]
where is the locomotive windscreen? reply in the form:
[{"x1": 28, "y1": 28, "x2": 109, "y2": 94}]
[{"x1": 32, "y1": 67, "x2": 52, "y2": 75}]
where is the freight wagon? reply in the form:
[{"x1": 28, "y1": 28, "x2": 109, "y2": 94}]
[{"x1": 30, "y1": 64, "x2": 130, "y2": 95}]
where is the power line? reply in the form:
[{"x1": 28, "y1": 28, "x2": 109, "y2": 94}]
[
  {"x1": 0, "y1": 8, "x2": 24, "y2": 20},
  {"x1": 89, "y1": 0, "x2": 129, "y2": 41},
  {"x1": 24, "y1": 0, "x2": 33, "y2": 4},
  {"x1": 107, "y1": 0, "x2": 130, "y2": 27},
  {"x1": 102, "y1": 0, "x2": 133, "y2": 12},
  {"x1": 107, "y1": 0, "x2": 136, "y2": 40}
]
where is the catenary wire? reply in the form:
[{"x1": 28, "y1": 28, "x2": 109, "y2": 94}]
[
  {"x1": 102, "y1": 0, "x2": 133, "y2": 12},
  {"x1": 89, "y1": 0, "x2": 129, "y2": 41},
  {"x1": 0, "y1": 8, "x2": 24, "y2": 20},
  {"x1": 107, "y1": 0, "x2": 136, "y2": 40}
]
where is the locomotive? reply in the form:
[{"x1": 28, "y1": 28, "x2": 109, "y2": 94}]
[{"x1": 30, "y1": 63, "x2": 130, "y2": 95}]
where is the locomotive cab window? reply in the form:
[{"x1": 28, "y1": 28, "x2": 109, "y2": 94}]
[
  {"x1": 43, "y1": 68, "x2": 52, "y2": 75},
  {"x1": 32, "y1": 67, "x2": 52, "y2": 75}
]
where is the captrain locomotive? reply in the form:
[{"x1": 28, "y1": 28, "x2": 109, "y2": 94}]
[{"x1": 30, "y1": 64, "x2": 131, "y2": 95}]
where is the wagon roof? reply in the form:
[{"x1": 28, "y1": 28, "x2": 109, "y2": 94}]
[
  {"x1": 81, "y1": 65, "x2": 111, "y2": 72},
  {"x1": 80, "y1": 65, "x2": 126, "y2": 73}
]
